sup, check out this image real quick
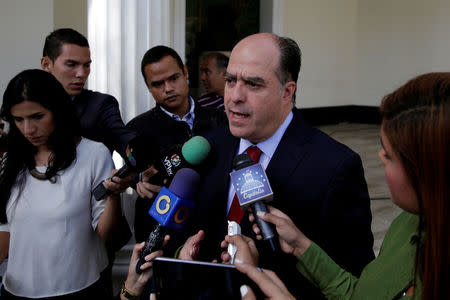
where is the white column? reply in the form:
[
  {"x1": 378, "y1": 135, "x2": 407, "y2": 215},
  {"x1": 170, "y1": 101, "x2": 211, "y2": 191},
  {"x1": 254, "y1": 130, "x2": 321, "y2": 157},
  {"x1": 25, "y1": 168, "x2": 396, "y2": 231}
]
[
  {"x1": 87, "y1": 0, "x2": 186, "y2": 226},
  {"x1": 272, "y1": 0, "x2": 284, "y2": 36},
  {"x1": 87, "y1": 0, "x2": 186, "y2": 123}
]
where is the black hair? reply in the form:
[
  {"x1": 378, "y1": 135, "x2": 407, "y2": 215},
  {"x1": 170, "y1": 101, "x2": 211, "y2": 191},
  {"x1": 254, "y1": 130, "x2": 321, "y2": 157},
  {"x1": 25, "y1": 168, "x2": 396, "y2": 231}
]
[
  {"x1": 204, "y1": 52, "x2": 229, "y2": 72},
  {"x1": 274, "y1": 36, "x2": 302, "y2": 102},
  {"x1": 141, "y1": 45, "x2": 185, "y2": 84},
  {"x1": 0, "y1": 69, "x2": 81, "y2": 223},
  {"x1": 42, "y1": 28, "x2": 89, "y2": 62}
]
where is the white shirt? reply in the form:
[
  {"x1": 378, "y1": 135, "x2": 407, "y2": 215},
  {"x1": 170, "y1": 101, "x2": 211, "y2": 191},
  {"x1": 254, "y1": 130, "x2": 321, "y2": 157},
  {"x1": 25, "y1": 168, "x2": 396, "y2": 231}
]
[
  {"x1": 226, "y1": 111, "x2": 294, "y2": 213},
  {"x1": 0, "y1": 138, "x2": 114, "y2": 297}
]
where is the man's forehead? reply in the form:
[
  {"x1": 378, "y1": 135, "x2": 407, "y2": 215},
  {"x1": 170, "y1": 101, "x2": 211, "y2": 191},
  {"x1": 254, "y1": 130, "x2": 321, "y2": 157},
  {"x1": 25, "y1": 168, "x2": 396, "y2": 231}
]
[
  {"x1": 226, "y1": 60, "x2": 276, "y2": 79},
  {"x1": 147, "y1": 69, "x2": 182, "y2": 83},
  {"x1": 148, "y1": 56, "x2": 183, "y2": 72},
  {"x1": 201, "y1": 57, "x2": 216, "y2": 68},
  {"x1": 200, "y1": 64, "x2": 210, "y2": 71},
  {"x1": 229, "y1": 36, "x2": 278, "y2": 65},
  {"x1": 57, "y1": 44, "x2": 91, "y2": 61}
]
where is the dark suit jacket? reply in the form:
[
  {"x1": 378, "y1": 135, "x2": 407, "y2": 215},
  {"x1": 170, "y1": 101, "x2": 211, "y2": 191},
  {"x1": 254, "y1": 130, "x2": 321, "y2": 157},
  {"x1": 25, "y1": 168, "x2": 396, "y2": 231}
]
[
  {"x1": 127, "y1": 103, "x2": 227, "y2": 244},
  {"x1": 74, "y1": 89, "x2": 137, "y2": 158},
  {"x1": 73, "y1": 89, "x2": 137, "y2": 253},
  {"x1": 192, "y1": 109, "x2": 375, "y2": 299}
]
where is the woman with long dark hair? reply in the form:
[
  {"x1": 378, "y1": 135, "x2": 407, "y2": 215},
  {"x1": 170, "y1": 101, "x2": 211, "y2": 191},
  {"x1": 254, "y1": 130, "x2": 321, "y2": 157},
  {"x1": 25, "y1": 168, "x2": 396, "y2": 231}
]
[
  {"x1": 229, "y1": 72, "x2": 449, "y2": 300},
  {"x1": 0, "y1": 69, "x2": 121, "y2": 299}
]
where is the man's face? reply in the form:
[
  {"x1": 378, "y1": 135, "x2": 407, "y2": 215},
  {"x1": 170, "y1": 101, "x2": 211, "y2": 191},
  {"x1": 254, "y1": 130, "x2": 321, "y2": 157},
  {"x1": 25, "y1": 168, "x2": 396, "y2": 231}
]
[
  {"x1": 144, "y1": 55, "x2": 190, "y2": 116},
  {"x1": 41, "y1": 43, "x2": 91, "y2": 96},
  {"x1": 224, "y1": 34, "x2": 294, "y2": 143},
  {"x1": 200, "y1": 56, "x2": 225, "y2": 95}
]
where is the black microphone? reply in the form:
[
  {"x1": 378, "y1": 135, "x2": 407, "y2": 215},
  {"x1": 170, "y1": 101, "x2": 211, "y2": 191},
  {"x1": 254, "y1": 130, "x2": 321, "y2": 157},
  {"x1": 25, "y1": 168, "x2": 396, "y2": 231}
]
[
  {"x1": 135, "y1": 168, "x2": 201, "y2": 274},
  {"x1": 149, "y1": 136, "x2": 211, "y2": 185},
  {"x1": 93, "y1": 136, "x2": 159, "y2": 201},
  {"x1": 230, "y1": 154, "x2": 279, "y2": 252}
]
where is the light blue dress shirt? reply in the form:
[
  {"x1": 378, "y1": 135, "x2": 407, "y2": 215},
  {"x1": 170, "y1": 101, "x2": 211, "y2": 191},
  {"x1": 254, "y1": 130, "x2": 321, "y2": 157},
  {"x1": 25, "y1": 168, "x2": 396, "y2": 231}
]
[
  {"x1": 226, "y1": 111, "x2": 294, "y2": 213},
  {"x1": 159, "y1": 96, "x2": 196, "y2": 130}
]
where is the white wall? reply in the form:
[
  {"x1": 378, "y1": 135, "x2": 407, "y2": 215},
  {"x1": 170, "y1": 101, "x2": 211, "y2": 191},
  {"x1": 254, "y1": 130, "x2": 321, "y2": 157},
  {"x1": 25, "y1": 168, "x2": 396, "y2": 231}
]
[
  {"x1": 0, "y1": 0, "x2": 54, "y2": 101},
  {"x1": 284, "y1": 0, "x2": 450, "y2": 108},
  {"x1": 2, "y1": 0, "x2": 450, "y2": 110},
  {"x1": 284, "y1": 0, "x2": 358, "y2": 108},
  {"x1": 355, "y1": 0, "x2": 450, "y2": 106}
]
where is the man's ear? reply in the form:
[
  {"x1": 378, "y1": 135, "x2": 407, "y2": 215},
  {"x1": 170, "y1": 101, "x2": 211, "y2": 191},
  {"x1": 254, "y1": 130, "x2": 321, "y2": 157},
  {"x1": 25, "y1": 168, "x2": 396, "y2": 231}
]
[
  {"x1": 41, "y1": 56, "x2": 52, "y2": 72},
  {"x1": 282, "y1": 81, "x2": 296, "y2": 103},
  {"x1": 183, "y1": 65, "x2": 189, "y2": 80},
  {"x1": 219, "y1": 68, "x2": 226, "y2": 77}
]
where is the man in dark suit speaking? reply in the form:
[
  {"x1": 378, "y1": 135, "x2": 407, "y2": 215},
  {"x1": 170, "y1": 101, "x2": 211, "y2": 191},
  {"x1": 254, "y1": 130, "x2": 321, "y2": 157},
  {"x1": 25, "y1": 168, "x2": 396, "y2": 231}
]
[{"x1": 179, "y1": 33, "x2": 375, "y2": 299}]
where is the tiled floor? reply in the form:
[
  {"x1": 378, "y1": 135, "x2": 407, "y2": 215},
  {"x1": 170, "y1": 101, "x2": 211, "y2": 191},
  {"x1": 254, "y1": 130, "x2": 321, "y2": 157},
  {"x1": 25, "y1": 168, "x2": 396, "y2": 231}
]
[
  {"x1": 318, "y1": 123, "x2": 402, "y2": 255},
  {"x1": 112, "y1": 123, "x2": 403, "y2": 293}
]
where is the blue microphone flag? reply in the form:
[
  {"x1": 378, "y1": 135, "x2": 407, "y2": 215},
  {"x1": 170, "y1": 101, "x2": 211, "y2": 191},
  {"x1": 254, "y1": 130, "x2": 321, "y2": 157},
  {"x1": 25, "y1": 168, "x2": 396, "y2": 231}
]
[
  {"x1": 148, "y1": 187, "x2": 195, "y2": 230},
  {"x1": 230, "y1": 164, "x2": 273, "y2": 209},
  {"x1": 148, "y1": 168, "x2": 200, "y2": 230}
]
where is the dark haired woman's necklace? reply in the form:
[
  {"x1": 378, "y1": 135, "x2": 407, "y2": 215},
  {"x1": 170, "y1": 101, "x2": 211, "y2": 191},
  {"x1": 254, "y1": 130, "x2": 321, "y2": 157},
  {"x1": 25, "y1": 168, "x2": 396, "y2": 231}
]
[
  {"x1": 29, "y1": 168, "x2": 47, "y2": 180},
  {"x1": 29, "y1": 167, "x2": 56, "y2": 183}
]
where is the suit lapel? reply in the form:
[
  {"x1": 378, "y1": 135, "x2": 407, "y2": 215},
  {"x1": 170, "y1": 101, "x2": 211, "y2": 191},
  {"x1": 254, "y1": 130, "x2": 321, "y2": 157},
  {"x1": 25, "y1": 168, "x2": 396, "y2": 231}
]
[
  {"x1": 217, "y1": 129, "x2": 239, "y2": 212},
  {"x1": 213, "y1": 128, "x2": 239, "y2": 237},
  {"x1": 266, "y1": 111, "x2": 312, "y2": 192},
  {"x1": 198, "y1": 127, "x2": 238, "y2": 257},
  {"x1": 73, "y1": 90, "x2": 88, "y2": 119}
]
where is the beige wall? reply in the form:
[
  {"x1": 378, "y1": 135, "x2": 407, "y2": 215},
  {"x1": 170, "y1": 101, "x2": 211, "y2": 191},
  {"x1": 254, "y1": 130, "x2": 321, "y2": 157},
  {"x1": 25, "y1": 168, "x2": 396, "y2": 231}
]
[
  {"x1": 284, "y1": 0, "x2": 358, "y2": 108},
  {"x1": 284, "y1": 0, "x2": 450, "y2": 108},
  {"x1": 3, "y1": 0, "x2": 450, "y2": 109},
  {"x1": 53, "y1": 0, "x2": 87, "y2": 36},
  {"x1": 355, "y1": 0, "x2": 450, "y2": 106},
  {"x1": 0, "y1": 0, "x2": 54, "y2": 98},
  {"x1": 0, "y1": 0, "x2": 88, "y2": 100}
]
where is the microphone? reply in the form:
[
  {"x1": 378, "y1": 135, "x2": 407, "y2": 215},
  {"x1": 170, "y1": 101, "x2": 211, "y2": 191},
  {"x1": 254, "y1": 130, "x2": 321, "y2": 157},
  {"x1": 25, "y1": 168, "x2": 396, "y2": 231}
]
[
  {"x1": 150, "y1": 135, "x2": 210, "y2": 185},
  {"x1": 230, "y1": 154, "x2": 279, "y2": 251},
  {"x1": 93, "y1": 136, "x2": 159, "y2": 201},
  {"x1": 135, "y1": 168, "x2": 201, "y2": 274}
]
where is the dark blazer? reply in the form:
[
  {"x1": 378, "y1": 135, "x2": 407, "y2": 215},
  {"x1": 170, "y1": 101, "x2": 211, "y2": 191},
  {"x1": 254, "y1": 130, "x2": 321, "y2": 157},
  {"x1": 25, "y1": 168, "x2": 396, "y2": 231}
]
[
  {"x1": 192, "y1": 108, "x2": 375, "y2": 299},
  {"x1": 73, "y1": 89, "x2": 137, "y2": 256},
  {"x1": 127, "y1": 103, "x2": 227, "y2": 244},
  {"x1": 74, "y1": 89, "x2": 137, "y2": 158}
]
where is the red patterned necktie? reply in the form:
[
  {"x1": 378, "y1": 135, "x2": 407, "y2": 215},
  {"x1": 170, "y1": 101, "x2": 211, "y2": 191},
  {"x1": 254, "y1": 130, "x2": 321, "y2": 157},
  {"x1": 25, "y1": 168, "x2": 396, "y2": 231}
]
[{"x1": 227, "y1": 146, "x2": 262, "y2": 223}]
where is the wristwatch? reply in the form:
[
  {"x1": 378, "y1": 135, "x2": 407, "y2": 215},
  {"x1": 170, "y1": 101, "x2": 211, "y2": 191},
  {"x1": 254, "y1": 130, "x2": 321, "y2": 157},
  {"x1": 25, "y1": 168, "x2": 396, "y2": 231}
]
[{"x1": 120, "y1": 283, "x2": 140, "y2": 300}]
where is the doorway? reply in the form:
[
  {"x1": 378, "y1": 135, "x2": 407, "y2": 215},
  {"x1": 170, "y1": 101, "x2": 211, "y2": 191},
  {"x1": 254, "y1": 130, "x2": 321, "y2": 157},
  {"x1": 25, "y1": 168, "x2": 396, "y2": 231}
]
[{"x1": 186, "y1": 0, "x2": 260, "y2": 98}]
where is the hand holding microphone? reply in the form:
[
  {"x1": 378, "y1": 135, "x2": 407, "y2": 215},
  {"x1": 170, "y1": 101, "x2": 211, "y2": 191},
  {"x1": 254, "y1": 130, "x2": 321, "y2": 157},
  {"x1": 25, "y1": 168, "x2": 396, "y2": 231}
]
[
  {"x1": 135, "y1": 168, "x2": 201, "y2": 274},
  {"x1": 125, "y1": 238, "x2": 169, "y2": 297},
  {"x1": 94, "y1": 135, "x2": 210, "y2": 201},
  {"x1": 220, "y1": 234, "x2": 259, "y2": 267},
  {"x1": 249, "y1": 206, "x2": 312, "y2": 259},
  {"x1": 230, "y1": 153, "x2": 279, "y2": 252},
  {"x1": 227, "y1": 221, "x2": 241, "y2": 263},
  {"x1": 93, "y1": 136, "x2": 159, "y2": 200},
  {"x1": 149, "y1": 135, "x2": 211, "y2": 186},
  {"x1": 133, "y1": 135, "x2": 211, "y2": 200},
  {"x1": 136, "y1": 166, "x2": 163, "y2": 199}
]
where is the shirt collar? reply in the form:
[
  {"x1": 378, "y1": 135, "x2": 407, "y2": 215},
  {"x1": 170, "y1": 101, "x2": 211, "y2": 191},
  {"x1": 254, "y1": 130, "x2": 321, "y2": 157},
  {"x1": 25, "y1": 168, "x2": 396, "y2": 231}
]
[
  {"x1": 159, "y1": 96, "x2": 196, "y2": 130},
  {"x1": 238, "y1": 111, "x2": 293, "y2": 159}
]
